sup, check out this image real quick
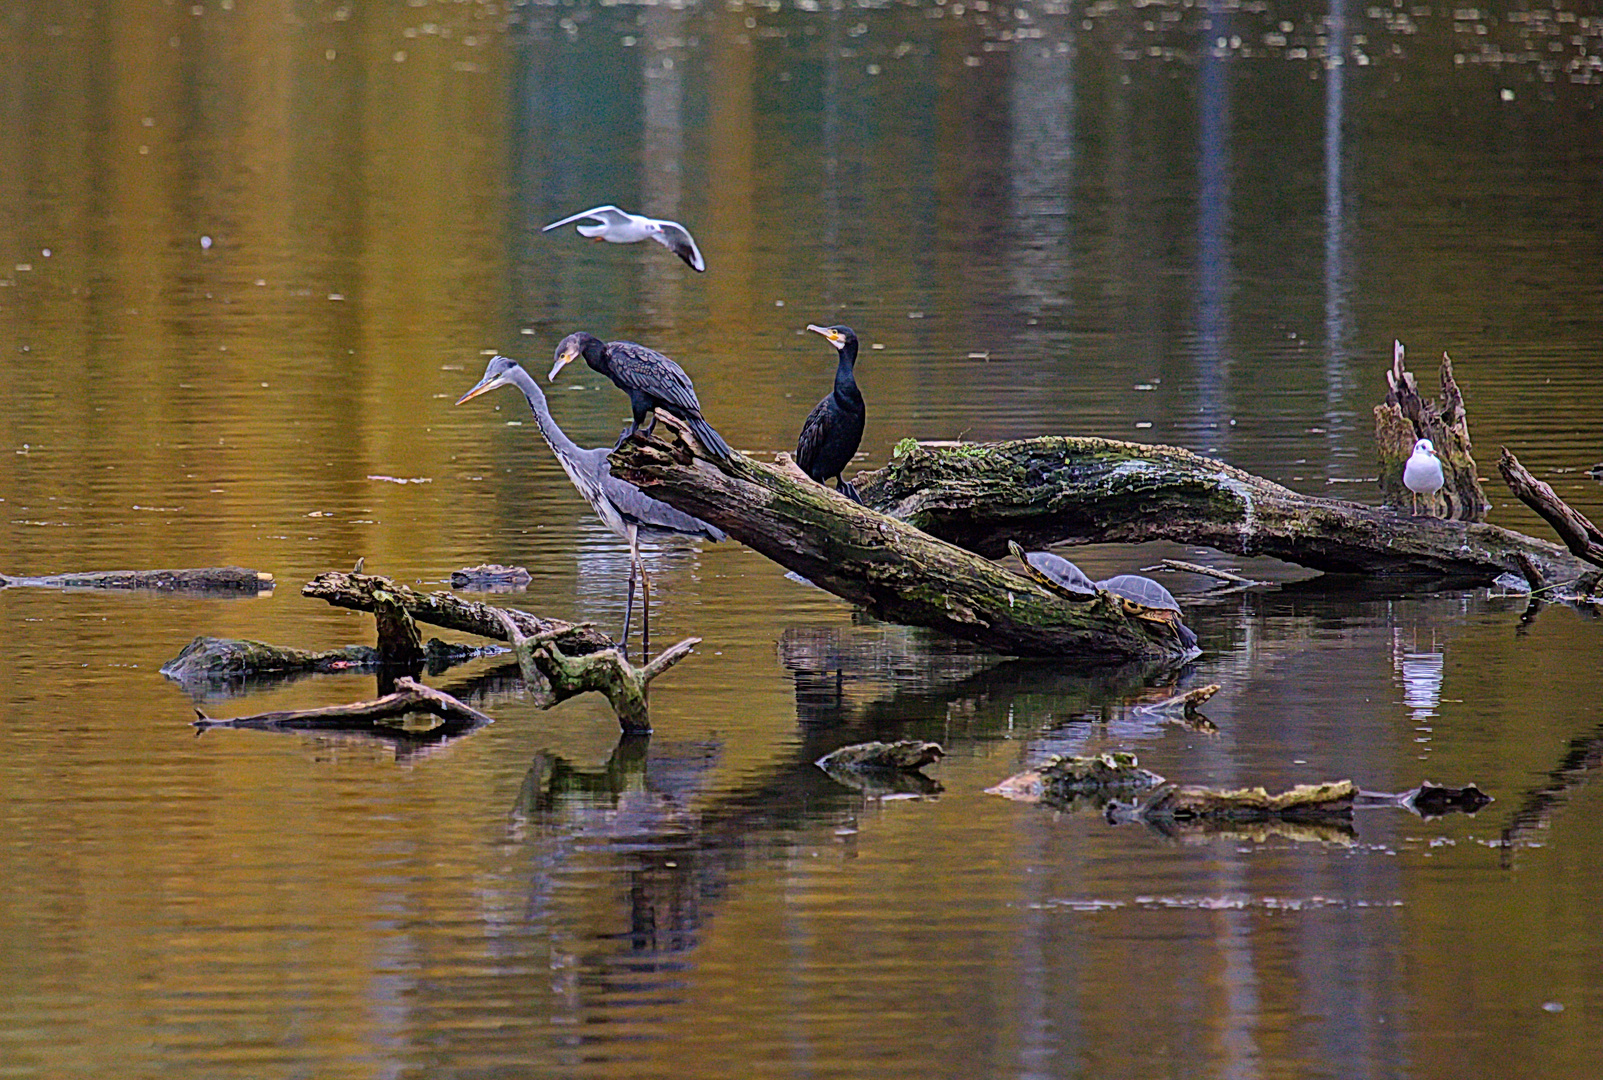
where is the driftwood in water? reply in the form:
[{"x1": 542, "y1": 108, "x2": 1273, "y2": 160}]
[
  {"x1": 301, "y1": 571, "x2": 697, "y2": 732},
  {"x1": 160, "y1": 635, "x2": 504, "y2": 683},
  {"x1": 1375, "y1": 342, "x2": 1487, "y2": 521},
  {"x1": 1131, "y1": 683, "x2": 1220, "y2": 725},
  {"x1": 489, "y1": 609, "x2": 699, "y2": 736},
  {"x1": 608, "y1": 431, "x2": 1192, "y2": 661},
  {"x1": 192, "y1": 676, "x2": 494, "y2": 738},
  {"x1": 848, "y1": 437, "x2": 1593, "y2": 584},
  {"x1": 1497, "y1": 448, "x2": 1603, "y2": 571},
  {"x1": 0, "y1": 566, "x2": 274, "y2": 594},
  {"x1": 303, "y1": 571, "x2": 614, "y2": 656},
  {"x1": 816, "y1": 740, "x2": 946, "y2": 773},
  {"x1": 987, "y1": 751, "x2": 1168, "y2": 807},
  {"x1": 1355, "y1": 782, "x2": 1493, "y2": 818},
  {"x1": 451, "y1": 563, "x2": 532, "y2": 590},
  {"x1": 1137, "y1": 779, "x2": 1359, "y2": 822}
]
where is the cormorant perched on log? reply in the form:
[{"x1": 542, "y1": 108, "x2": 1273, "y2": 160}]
[
  {"x1": 457, "y1": 356, "x2": 725, "y2": 659},
  {"x1": 548, "y1": 332, "x2": 733, "y2": 462},
  {"x1": 795, "y1": 324, "x2": 866, "y2": 503}
]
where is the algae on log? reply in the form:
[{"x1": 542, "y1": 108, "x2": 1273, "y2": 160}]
[
  {"x1": 608, "y1": 434, "x2": 1190, "y2": 660},
  {"x1": 849, "y1": 436, "x2": 1593, "y2": 584}
]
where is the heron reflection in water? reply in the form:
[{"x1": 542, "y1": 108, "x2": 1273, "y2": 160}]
[{"x1": 457, "y1": 356, "x2": 725, "y2": 660}]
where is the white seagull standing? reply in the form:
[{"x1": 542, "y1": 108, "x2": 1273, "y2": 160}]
[
  {"x1": 541, "y1": 204, "x2": 706, "y2": 272},
  {"x1": 1403, "y1": 437, "x2": 1445, "y2": 516}
]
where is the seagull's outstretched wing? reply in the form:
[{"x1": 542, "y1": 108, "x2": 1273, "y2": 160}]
[
  {"x1": 541, "y1": 205, "x2": 630, "y2": 232},
  {"x1": 651, "y1": 219, "x2": 706, "y2": 272}
]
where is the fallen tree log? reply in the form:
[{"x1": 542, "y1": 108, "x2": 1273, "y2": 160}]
[
  {"x1": 302, "y1": 571, "x2": 614, "y2": 655},
  {"x1": 160, "y1": 635, "x2": 505, "y2": 683},
  {"x1": 608, "y1": 431, "x2": 1191, "y2": 661},
  {"x1": 0, "y1": 566, "x2": 274, "y2": 594},
  {"x1": 848, "y1": 436, "x2": 1594, "y2": 583}
]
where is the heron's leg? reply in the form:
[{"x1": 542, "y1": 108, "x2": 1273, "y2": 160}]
[
  {"x1": 838, "y1": 478, "x2": 863, "y2": 505},
  {"x1": 620, "y1": 524, "x2": 639, "y2": 661},
  {"x1": 631, "y1": 526, "x2": 652, "y2": 664},
  {"x1": 613, "y1": 422, "x2": 640, "y2": 451},
  {"x1": 621, "y1": 569, "x2": 634, "y2": 661}
]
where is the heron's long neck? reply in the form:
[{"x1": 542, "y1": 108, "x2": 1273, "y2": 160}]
[{"x1": 508, "y1": 367, "x2": 584, "y2": 459}]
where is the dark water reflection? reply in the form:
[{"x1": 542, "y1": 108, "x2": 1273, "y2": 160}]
[{"x1": 4, "y1": 0, "x2": 1603, "y2": 1077}]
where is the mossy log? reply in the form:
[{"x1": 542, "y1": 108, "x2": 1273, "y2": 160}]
[
  {"x1": 609, "y1": 431, "x2": 1191, "y2": 661},
  {"x1": 302, "y1": 571, "x2": 614, "y2": 655},
  {"x1": 1137, "y1": 779, "x2": 1359, "y2": 821},
  {"x1": 848, "y1": 437, "x2": 1592, "y2": 584}
]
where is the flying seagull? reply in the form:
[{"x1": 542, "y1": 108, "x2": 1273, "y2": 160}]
[{"x1": 541, "y1": 204, "x2": 706, "y2": 272}]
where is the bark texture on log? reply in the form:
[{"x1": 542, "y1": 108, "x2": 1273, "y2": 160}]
[
  {"x1": 609, "y1": 435, "x2": 1190, "y2": 660},
  {"x1": 1375, "y1": 342, "x2": 1486, "y2": 521},
  {"x1": 849, "y1": 436, "x2": 1590, "y2": 583},
  {"x1": 1497, "y1": 448, "x2": 1603, "y2": 570},
  {"x1": 302, "y1": 571, "x2": 614, "y2": 655},
  {"x1": 0, "y1": 566, "x2": 274, "y2": 593}
]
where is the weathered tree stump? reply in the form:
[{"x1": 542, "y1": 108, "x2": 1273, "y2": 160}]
[{"x1": 1375, "y1": 341, "x2": 1487, "y2": 521}]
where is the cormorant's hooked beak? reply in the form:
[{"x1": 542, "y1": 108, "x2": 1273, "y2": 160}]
[
  {"x1": 455, "y1": 371, "x2": 509, "y2": 405},
  {"x1": 807, "y1": 323, "x2": 846, "y2": 349},
  {"x1": 548, "y1": 346, "x2": 579, "y2": 382}
]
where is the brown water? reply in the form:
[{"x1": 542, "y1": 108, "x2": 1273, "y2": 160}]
[{"x1": 4, "y1": 1, "x2": 1603, "y2": 1077}]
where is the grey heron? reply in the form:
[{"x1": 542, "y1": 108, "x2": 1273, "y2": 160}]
[{"x1": 457, "y1": 356, "x2": 726, "y2": 659}]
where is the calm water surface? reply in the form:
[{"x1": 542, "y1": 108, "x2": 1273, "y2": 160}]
[{"x1": 3, "y1": 1, "x2": 1603, "y2": 1077}]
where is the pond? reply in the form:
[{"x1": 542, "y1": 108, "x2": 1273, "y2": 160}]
[{"x1": 2, "y1": 1, "x2": 1602, "y2": 1076}]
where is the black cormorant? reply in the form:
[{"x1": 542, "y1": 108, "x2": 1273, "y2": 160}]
[
  {"x1": 457, "y1": 356, "x2": 725, "y2": 659},
  {"x1": 795, "y1": 324, "x2": 866, "y2": 503},
  {"x1": 549, "y1": 332, "x2": 733, "y2": 462}
]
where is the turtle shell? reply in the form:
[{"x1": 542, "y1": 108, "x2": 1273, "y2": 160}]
[
  {"x1": 1096, "y1": 573, "x2": 1181, "y2": 612},
  {"x1": 1008, "y1": 541, "x2": 1097, "y2": 600}
]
